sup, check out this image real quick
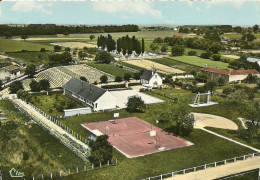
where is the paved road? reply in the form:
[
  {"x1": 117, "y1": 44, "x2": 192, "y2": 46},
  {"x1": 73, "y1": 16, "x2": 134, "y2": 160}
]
[{"x1": 166, "y1": 156, "x2": 260, "y2": 180}]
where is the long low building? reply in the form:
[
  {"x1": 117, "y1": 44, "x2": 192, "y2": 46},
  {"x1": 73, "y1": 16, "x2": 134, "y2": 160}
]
[{"x1": 201, "y1": 67, "x2": 260, "y2": 83}]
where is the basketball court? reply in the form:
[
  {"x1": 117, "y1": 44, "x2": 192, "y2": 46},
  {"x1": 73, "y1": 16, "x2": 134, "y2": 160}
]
[{"x1": 81, "y1": 117, "x2": 192, "y2": 158}]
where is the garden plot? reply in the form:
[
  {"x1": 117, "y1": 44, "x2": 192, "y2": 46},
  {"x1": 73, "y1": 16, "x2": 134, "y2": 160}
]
[
  {"x1": 33, "y1": 65, "x2": 114, "y2": 89},
  {"x1": 110, "y1": 90, "x2": 163, "y2": 109},
  {"x1": 124, "y1": 60, "x2": 184, "y2": 74},
  {"x1": 51, "y1": 42, "x2": 96, "y2": 49}
]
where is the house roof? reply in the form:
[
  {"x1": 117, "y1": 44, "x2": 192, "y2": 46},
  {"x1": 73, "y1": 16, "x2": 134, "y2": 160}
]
[
  {"x1": 174, "y1": 34, "x2": 183, "y2": 38},
  {"x1": 5, "y1": 65, "x2": 20, "y2": 71},
  {"x1": 246, "y1": 57, "x2": 260, "y2": 63},
  {"x1": 63, "y1": 78, "x2": 106, "y2": 102},
  {"x1": 140, "y1": 70, "x2": 154, "y2": 81},
  {"x1": 202, "y1": 67, "x2": 259, "y2": 75}
]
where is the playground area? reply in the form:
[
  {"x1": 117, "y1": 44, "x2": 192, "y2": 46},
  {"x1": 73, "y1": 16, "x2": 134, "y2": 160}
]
[
  {"x1": 82, "y1": 117, "x2": 192, "y2": 158},
  {"x1": 192, "y1": 113, "x2": 238, "y2": 130}
]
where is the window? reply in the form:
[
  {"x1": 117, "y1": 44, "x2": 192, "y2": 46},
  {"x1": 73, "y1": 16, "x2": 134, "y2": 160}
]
[
  {"x1": 95, "y1": 103, "x2": 98, "y2": 108},
  {"x1": 155, "y1": 75, "x2": 157, "y2": 79}
]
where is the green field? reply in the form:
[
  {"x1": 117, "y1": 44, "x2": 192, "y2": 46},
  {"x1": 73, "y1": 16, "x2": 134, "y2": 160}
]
[
  {"x1": 220, "y1": 33, "x2": 260, "y2": 39},
  {"x1": 168, "y1": 56, "x2": 230, "y2": 69},
  {"x1": 115, "y1": 61, "x2": 143, "y2": 71},
  {"x1": 149, "y1": 58, "x2": 200, "y2": 73},
  {"x1": 86, "y1": 63, "x2": 134, "y2": 77},
  {"x1": 0, "y1": 100, "x2": 84, "y2": 179},
  {"x1": 7, "y1": 51, "x2": 52, "y2": 65},
  {"x1": 0, "y1": 38, "x2": 53, "y2": 52}
]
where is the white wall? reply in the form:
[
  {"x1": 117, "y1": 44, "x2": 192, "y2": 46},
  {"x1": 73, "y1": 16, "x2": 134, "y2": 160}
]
[
  {"x1": 148, "y1": 73, "x2": 163, "y2": 88},
  {"x1": 0, "y1": 69, "x2": 11, "y2": 81},
  {"x1": 94, "y1": 91, "x2": 117, "y2": 111},
  {"x1": 229, "y1": 74, "x2": 256, "y2": 82}
]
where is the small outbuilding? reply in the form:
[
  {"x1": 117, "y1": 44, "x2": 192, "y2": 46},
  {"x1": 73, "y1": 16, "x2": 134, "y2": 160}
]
[{"x1": 140, "y1": 70, "x2": 163, "y2": 89}]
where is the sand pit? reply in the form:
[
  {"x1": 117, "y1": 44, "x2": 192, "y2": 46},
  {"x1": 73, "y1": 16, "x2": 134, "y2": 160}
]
[
  {"x1": 51, "y1": 42, "x2": 96, "y2": 49},
  {"x1": 192, "y1": 113, "x2": 238, "y2": 130}
]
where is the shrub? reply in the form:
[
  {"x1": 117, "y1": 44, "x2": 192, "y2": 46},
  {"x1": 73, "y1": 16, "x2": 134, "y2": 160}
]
[
  {"x1": 188, "y1": 51, "x2": 197, "y2": 56},
  {"x1": 115, "y1": 76, "x2": 123, "y2": 82},
  {"x1": 212, "y1": 54, "x2": 221, "y2": 61},
  {"x1": 40, "y1": 48, "x2": 46, "y2": 52},
  {"x1": 200, "y1": 51, "x2": 212, "y2": 59},
  {"x1": 100, "y1": 75, "x2": 108, "y2": 83}
]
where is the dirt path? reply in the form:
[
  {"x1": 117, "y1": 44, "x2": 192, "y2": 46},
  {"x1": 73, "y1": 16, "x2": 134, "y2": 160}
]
[
  {"x1": 192, "y1": 112, "x2": 238, "y2": 130},
  {"x1": 167, "y1": 156, "x2": 260, "y2": 180}
]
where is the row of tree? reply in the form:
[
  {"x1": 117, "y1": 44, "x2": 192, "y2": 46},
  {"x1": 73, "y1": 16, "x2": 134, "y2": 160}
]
[
  {"x1": 0, "y1": 24, "x2": 139, "y2": 37},
  {"x1": 97, "y1": 35, "x2": 145, "y2": 55}
]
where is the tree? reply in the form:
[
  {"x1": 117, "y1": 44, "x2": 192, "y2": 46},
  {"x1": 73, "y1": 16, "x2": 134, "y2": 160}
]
[
  {"x1": 115, "y1": 76, "x2": 122, "y2": 82},
  {"x1": 229, "y1": 89, "x2": 249, "y2": 105},
  {"x1": 49, "y1": 52, "x2": 72, "y2": 66},
  {"x1": 218, "y1": 77, "x2": 226, "y2": 86},
  {"x1": 65, "y1": 47, "x2": 71, "y2": 52},
  {"x1": 89, "y1": 35, "x2": 95, "y2": 40},
  {"x1": 25, "y1": 64, "x2": 36, "y2": 78},
  {"x1": 40, "y1": 48, "x2": 46, "y2": 52},
  {"x1": 100, "y1": 75, "x2": 108, "y2": 83},
  {"x1": 142, "y1": 38, "x2": 145, "y2": 54},
  {"x1": 160, "y1": 104, "x2": 194, "y2": 136},
  {"x1": 80, "y1": 76, "x2": 88, "y2": 82},
  {"x1": 160, "y1": 44, "x2": 168, "y2": 53},
  {"x1": 63, "y1": 31, "x2": 69, "y2": 36},
  {"x1": 0, "y1": 80, "x2": 2, "y2": 91},
  {"x1": 39, "y1": 79, "x2": 50, "y2": 91},
  {"x1": 122, "y1": 37, "x2": 127, "y2": 55},
  {"x1": 188, "y1": 51, "x2": 196, "y2": 56},
  {"x1": 209, "y1": 42, "x2": 222, "y2": 54},
  {"x1": 200, "y1": 51, "x2": 212, "y2": 59},
  {"x1": 3, "y1": 31, "x2": 12, "y2": 39},
  {"x1": 204, "y1": 81, "x2": 217, "y2": 92},
  {"x1": 135, "y1": 40, "x2": 142, "y2": 55},
  {"x1": 253, "y1": 24, "x2": 259, "y2": 33},
  {"x1": 9, "y1": 81, "x2": 24, "y2": 94},
  {"x1": 29, "y1": 80, "x2": 41, "y2": 92},
  {"x1": 89, "y1": 135, "x2": 113, "y2": 165},
  {"x1": 124, "y1": 73, "x2": 132, "y2": 81},
  {"x1": 153, "y1": 37, "x2": 163, "y2": 44},
  {"x1": 126, "y1": 96, "x2": 145, "y2": 112},
  {"x1": 94, "y1": 51, "x2": 114, "y2": 64},
  {"x1": 150, "y1": 43, "x2": 159, "y2": 51},
  {"x1": 54, "y1": 45, "x2": 62, "y2": 52},
  {"x1": 117, "y1": 38, "x2": 122, "y2": 53},
  {"x1": 21, "y1": 35, "x2": 28, "y2": 41},
  {"x1": 212, "y1": 54, "x2": 221, "y2": 61},
  {"x1": 128, "y1": 39, "x2": 133, "y2": 55},
  {"x1": 171, "y1": 45, "x2": 185, "y2": 56},
  {"x1": 195, "y1": 73, "x2": 208, "y2": 83},
  {"x1": 244, "y1": 74, "x2": 258, "y2": 83}
]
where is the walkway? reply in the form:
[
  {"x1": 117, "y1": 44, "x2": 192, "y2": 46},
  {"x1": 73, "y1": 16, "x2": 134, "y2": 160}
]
[{"x1": 167, "y1": 156, "x2": 260, "y2": 180}]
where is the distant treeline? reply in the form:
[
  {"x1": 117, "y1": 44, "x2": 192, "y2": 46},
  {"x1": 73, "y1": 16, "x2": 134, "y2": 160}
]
[{"x1": 0, "y1": 24, "x2": 139, "y2": 36}]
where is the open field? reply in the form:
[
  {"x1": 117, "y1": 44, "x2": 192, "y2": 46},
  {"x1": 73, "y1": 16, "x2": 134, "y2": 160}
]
[
  {"x1": 0, "y1": 38, "x2": 53, "y2": 52},
  {"x1": 115, "y1": 61, "x2": 143, "y2": 71},
  {"x1": 51, "y1": 42, "x2": 97, "y2": 49},
  {"x1": 149, "y1": 58, "x2": 200, "y2": 73},
  {"x1": 222, "y1": 54, "x2": 240, "y2": 60},
  {"x1": 7, "y1": 51, "x2": 51, "y2": 65},
  {"x1": 86, "y1": 63, "x2": 134, "y2": 77},
  {"x1": 124, "y1": 59, "x2": 184, "y2": 74},
  {"x1": 168, "y1": 56, "x2": 230, "y2": 69},
  {"x1": 221, "y1": 33, "x2": 260, "y2": 39},
  {"x1": 0, "y1": 100, "x2": 84, "y2": 179}
]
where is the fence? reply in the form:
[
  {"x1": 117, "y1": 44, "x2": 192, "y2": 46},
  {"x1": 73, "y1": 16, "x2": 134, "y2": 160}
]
[
  {"x1": 28, "y1": 158, "x2": 118, "y2": 180},
  {"x1": 141, "y1": 152, "x2": 260, "y2": 180},
  {"x1": 8, "y1": 98, "x2": 90, "y2": 162}
]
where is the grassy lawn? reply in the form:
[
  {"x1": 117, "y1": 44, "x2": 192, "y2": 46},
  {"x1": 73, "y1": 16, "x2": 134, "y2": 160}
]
[
  {"x1": 150, "y1": 58, "x2": 200, "y2": 73},
  {"x1": 86, "y1": 63, "x2": 134, "y2": 77},
  {"x1": 60, "y1": 129, "x2": 253, "y2": 180},
  {"x1": 168, "y1": 56, "x2": 230, "y2": 69},
  {"x1": 0, "y1": 38, "x2": 53, "y2": 52},
  {"x1": 27, "y1": 92, "x2": 83, "y2": 117},
  {"x1": 0, "y1": 100, "x2": 84, "y2": 179},
  {"x1": 115, "y1": 61, "x2": 143, "y2": 71},
  {"x1": 7, "y1": 51, "x2": 52, "y2": 65},
  {"x1": 184, "y1": 48, "x2": 205, "y2": 56}
]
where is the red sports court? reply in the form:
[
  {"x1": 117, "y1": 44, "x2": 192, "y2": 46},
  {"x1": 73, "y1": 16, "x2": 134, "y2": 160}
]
[{"x1": 82, "y1": 117, "x2": 192, "y2": 158}]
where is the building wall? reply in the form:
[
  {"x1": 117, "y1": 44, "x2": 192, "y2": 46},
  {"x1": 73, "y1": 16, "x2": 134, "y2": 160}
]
[
  {"x1": 95, "y1": 91, "x2": 117, "y2": 111},
  {"x1": 63, "y1": 107, "x2": 92, "y2": 118},
  {"x1": 229, "y1": 74, "x2": 251, "y2": 82},
  {"x1": 148, "y1": 73, "x2": 163, "y2": 88},
  {"x1": 201, "y1": 70, "x2": 229, "y2": 83}
]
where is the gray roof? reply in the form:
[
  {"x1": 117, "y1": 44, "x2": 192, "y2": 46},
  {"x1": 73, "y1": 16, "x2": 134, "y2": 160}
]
[
  {"x1": 247, "y1": 57, "x2": 260, "y2": 63},
  {"x1": 63, "y1": 78, "x2": 106, "y2": 102},
  {"x1": 140, "y1": 70, "x2": 153, "y2": 81}
]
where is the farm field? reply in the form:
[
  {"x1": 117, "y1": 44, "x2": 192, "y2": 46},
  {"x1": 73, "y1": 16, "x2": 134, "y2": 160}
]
[
  {"x1": 51, "y1": 42, "x2": 97, "y2": 49},
  {"x1": 168, "y1": 56, "x2": 230, "y2": 69},
  {"x1": 124, "y1": 59, "x2": 184, "y2": 74},
  {"x1": 115, "y1": 61, "x2": 143, "y2": 71},
  {"x1": 0, "y1": 100, "x2": 84, "y2": 179},
  {"x1": 7, "y1": 51, "x2": 51, "y2": 65},
  {"x1": 0, "y1": 38, "x2": 53, "y2": 52},
  {"x1": 149, "y1": 58, "x2": 200, "y2": 73},
  {"x1": 86, "y1": 63, "x2": 133, "y2": 77},
  {"x1": 221, "y1": 33, "x2": 260, "y2": 39}
]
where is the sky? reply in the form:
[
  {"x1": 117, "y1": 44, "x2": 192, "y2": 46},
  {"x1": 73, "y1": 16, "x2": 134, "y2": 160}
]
[{"x1": 0, "y1": 0, "x2": 259, "y2": 26}]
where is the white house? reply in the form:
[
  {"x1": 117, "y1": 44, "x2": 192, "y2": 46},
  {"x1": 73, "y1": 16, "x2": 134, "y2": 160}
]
[
  {"x1": 140, "y1": 70, "x2": 163, "y2": 89},
  {"x1": 62, "y1": 78, "x2": 117, "y2": 111},
  {"x1": 246, "y1": 57, "x2": 260, "y2": 67},
  {"x1": 0, "y1": 65, "x2": 24, "y2": 81}
]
